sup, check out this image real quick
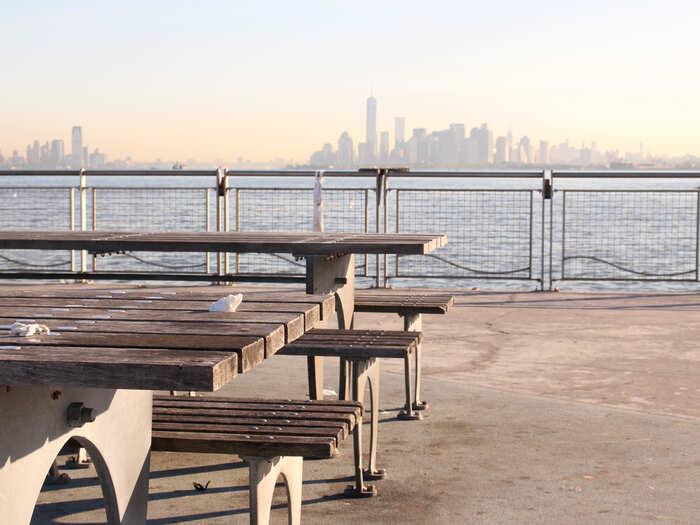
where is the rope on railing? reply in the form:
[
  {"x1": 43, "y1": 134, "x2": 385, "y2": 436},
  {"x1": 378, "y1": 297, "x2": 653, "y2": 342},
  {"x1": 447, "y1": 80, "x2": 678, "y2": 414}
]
[
  {"x1": 404, "y1": 253, "x2": 530, "y2": 275},
  {"x1": 267, "y1": 253, "x2": 366, "y2": 271},
  {"x1": 0, "y1": 254, "x2": 71, "y2": 267},
  {"x1": 121, "y1": 253, "x2": 207, "y2": 270},
  {"x1": 269, "y1": 254, "x2": 305, "y2": 268},
  {"x1": 563, "y1": 255, "x2": 696, "y2": 278}
]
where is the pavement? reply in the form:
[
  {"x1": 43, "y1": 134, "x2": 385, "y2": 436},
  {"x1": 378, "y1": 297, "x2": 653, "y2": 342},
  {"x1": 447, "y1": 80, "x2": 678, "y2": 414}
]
[{"x1": 31, "y1": 288, "x2": 700, "y2": 524}]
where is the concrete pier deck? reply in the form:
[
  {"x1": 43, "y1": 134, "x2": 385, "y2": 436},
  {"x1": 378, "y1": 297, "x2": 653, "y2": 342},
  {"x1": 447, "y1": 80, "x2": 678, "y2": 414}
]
[{"x1": 31, "y1": 289, "x2": 700, "y2": 524}]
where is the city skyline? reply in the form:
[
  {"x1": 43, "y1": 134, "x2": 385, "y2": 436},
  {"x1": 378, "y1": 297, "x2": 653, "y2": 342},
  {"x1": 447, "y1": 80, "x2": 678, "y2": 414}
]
[
  {"x1": 4, "y1": 109, "x2": 695, "y2": 171},
  {"x1": 2, "y1": 2, "x2": 699, "y2": 163},
  {"x1": 307, "y1": 96, "x2": 684, "y2": 169}
]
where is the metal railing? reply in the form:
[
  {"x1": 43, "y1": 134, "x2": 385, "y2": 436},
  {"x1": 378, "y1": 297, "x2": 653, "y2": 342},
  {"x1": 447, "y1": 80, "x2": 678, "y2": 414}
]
[
  {"x1": 549, "y1": 170, "x2": 700, "y2": 288},
  {"x1": 2, "y1": 168, "x2": 700, "y2": 291},
  {"x1": 381, "y1": 170, "x2": 544, "y2": 288}
]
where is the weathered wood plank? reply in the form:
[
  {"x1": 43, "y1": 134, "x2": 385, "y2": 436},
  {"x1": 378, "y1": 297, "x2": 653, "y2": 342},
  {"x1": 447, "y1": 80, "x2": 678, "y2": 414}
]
[
  {"x1": 0, "y1": 307, "x2": 303, "y2": 350},
  {"x1": 278, "y1": 328, "x2": 421, "y2": 358},
  {"x1": 0, "y1": 298, "x2": 322, "y2": 329},
  {"x1": 354, "y1": 292, "x2": 455, "y2": 314},
  {"x1": 0, "y1": 286, "x2": 336, "y2": 322},
  {"x1": 0, "y1": 231, "x2": 447, "y2": 255},
  {"x1": 151, "y1": 430, "x2": 336, "y2": 458},
  {"x1": 0, "y1": 346, "x2": 237, "y2": 391},
  {"x1": 0, "y1": 318, "x2": 283, "y2": 362}
]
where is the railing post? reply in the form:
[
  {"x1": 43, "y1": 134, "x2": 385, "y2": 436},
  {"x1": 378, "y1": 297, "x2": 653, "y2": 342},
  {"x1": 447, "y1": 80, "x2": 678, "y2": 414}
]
[
  {"x1": 223, "y1": 170, "x2": 230, "y2": 275},
  {"x1": 561, "y1": 190, "x2": 566, "y2": 282},
  {"x1": 548, "y1": 171, "x2": 554, "y2": 290},
  {"x1": 79, "y1": 169, "x2": 87, "y2": 273},
  {"x1": 205, "y1": 188, "x2": 211, "y2": 274},
  {"x1": 383, "y1": 170, "x2": 388, "y2": 287},
  {"x1": 375, "y1": 169, "x2": 382, "y2": 288},
  {"x1": 364, "y1": 188, "x2": 369, "y2": 276},
  {"x1": 235, "y1": 187, "x2": 240, "y2": 273},
  {"x1": 529, "y1": 190, "x2": 533, "y2": 282},
  {"x1": 395, "y1": 189, "x2": 400, "y2": 277},
  {"x1": 69, "y1": 187, "x2": 75, "y2": 272},
  {"x1": 216, "y1": 168, "x2": 225, "y2": 278},
  {"x1": 695, "y1": 191, "x2": 700, "y2": 281},
  {"x1": 92, "y1": 188, "x2": 97, "y2": 271},
  {"x1": 542, "y1": 169, "x2": 552, "y2": 291}
]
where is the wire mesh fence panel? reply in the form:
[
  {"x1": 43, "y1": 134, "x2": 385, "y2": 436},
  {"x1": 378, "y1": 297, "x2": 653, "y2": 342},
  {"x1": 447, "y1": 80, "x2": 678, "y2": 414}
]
[
  {"x1": 0, "y1": 187, "x2": 74, "y2": 270},
  {"x1": 557, "y1": 191, "x2": 698, "y2": 281},
  {"x1": 231, "y1": 187, "x2": 373, "y2": 277},
  {"x1": 389, "y1": 189, "x2": 537, "y2": 283},
  {"x1": 90, "y1": 187, "x2": 211, "y2": 273}
]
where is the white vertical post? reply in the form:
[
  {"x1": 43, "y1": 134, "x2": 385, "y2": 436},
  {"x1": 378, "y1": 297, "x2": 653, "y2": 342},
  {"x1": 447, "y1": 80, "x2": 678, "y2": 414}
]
[
  {"x1": 223, "y1": 169, "x2": 230, "y2": 275},
  {"x1": 69, "y1": 187, "x2": 75, "y2": 272},
  {"x1": 313, "y1": 170, "x2": 324, "y2": 232},
  {"x1": 79, "y1": 169, "x2": 87, "y2": 273}
]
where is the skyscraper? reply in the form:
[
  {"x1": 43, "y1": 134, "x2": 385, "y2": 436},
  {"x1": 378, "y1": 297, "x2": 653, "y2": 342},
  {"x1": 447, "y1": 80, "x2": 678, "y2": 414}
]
[
  {"x1": 366, "y1": 96, "x2": 377, "y2": 161},
  {"x1": 337, "y1": 132, "x2": 354, "y2": 167},
  {"x1": 379, "y1": 131, "x2": 389, "y2": 162},
  {"x1": 394, "y1": 117, "x2": 405, "y2": 148},
  {"x1": 494, "y1": 136, "x2": 507, "y2": 164},
  {"x1": 71, "y1": 126, "x2": 83, "y2": 169}
]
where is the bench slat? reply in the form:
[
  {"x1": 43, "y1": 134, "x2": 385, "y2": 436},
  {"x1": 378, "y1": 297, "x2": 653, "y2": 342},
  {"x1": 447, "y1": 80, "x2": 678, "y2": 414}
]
[
  {"x1": 354, "y1": 292, "x2": 454, "y2": 314},
  {"x1": 278, "y1": 328, "x2": 422, "y2": 359},
  {"x1": 152, "y1": 430, "x2": 337, "y2": 458},
  {"x1": 151, "y1": 396, "x2": 361, "y2": 459}
]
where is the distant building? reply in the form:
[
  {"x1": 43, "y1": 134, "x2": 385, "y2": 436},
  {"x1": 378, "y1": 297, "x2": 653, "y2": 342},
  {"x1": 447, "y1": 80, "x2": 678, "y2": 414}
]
[
  {"x1": 519, "y1": 136, "x2": 531, "y2": 164},
  {"x1": 50, "y1": 140, "x2": 65, "y2": 168},
  {"x1": 379, "y1": 131, "x2": 389, "y2": 162},
  {"x1": 357, "y1": 142, "x2": 369, "y2": 166},
  {"x1": 394, "y1": 117, "x2": 405, "y2": 148},
  {"x1": 538, "y1": 140, "x2": 549, "y2": 165},
  {"x1": 474, "y1": 123, "x2": 493, "y2": 165},
  {"x1": 365, "y1": 96, "x2": 377, "y2": 161},
  {"x1": 337, "y1": 132, "x2": 354, "y2": 167},
  {"x1": 507, "y1": 129, "x2": 513, "y2": 163},
  {"x1": 89, "y1": 148, "x2": 105, "y2": 168},
  {"x1": 71, "y1": 126, "x2": 83, "y2": 168},
  {"x1": 309, "y1": 142, "x2": 335, "y2": 167},
  {"x1": 494, "y1": 136, "x2": 507, "y2": 164}
]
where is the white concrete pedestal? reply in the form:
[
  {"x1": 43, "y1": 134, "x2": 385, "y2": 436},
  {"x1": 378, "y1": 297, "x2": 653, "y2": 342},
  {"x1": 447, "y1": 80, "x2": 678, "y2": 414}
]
[{"x1": 0, "y1": 386, "x2": 151, "y2": 524}]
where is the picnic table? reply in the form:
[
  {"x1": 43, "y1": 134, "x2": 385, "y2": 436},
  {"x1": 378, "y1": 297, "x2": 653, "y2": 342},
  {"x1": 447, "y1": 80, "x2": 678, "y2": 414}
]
[
  {"x1": 0, "y1": 231, "x2": 446, "y2": 524},
  {"x1": 0, "y1": 230, "x2": 447, "y2": 395}
]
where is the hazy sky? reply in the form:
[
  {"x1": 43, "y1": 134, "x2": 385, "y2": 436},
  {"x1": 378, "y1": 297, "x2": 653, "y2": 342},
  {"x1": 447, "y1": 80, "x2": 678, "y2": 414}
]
[{"x1": 2, "y1": 1, "x2": 699, "y2": 161}]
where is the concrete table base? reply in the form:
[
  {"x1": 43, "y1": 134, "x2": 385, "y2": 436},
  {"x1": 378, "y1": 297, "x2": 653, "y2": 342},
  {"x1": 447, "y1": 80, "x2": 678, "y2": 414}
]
[
  {"x1": 243, "y1": 455, "x2": 303, "y2": 525},
  {"x1": 0, "y1": 386, "x2": 151, "y2": 524}
]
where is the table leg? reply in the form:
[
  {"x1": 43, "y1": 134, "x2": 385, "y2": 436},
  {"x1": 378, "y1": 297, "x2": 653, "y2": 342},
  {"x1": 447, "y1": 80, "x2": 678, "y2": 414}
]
[
  {"x1": 403, "y1": 312, "x2": 428, "y2": 411},
  {"x1": 345, "y1": 357, "x2": 381, "y2": 497},
  {"x1": 0, "y1": 386, "x2": 151, "y2": 525},
  {"x1": 305, "y1": 254, "x2": 355, "y2": 400}
]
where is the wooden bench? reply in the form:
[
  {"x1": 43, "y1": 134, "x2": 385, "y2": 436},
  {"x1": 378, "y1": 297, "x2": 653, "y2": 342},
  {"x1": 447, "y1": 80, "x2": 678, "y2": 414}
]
[
  {"x1": 278, "y1": 328, "x2": 422, "y2": 496},
  {"x1": 151, "y1": 395, "x2": 363, "y2": 524},
  {"x1": 354, "y1": 291, "x2": 455, "y2": 417}
]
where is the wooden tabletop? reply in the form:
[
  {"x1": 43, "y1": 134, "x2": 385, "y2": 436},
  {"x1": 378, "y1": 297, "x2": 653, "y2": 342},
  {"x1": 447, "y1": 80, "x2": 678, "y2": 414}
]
[
  {"x1": 0, "y1": 231, "x2": 447, "y2": 255},
  {"x1": 0, "y1": 285, "x2": 333, "y2": 392}
]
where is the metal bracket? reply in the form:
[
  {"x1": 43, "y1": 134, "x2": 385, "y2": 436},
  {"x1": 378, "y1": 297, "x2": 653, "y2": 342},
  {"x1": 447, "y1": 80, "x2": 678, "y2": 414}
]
[
  {"x1": 67, "y1": 402, "x2": 96, "y2": 428},
  {"x1": 543, "y1": 177, "x2": 553, "y2": 199}
]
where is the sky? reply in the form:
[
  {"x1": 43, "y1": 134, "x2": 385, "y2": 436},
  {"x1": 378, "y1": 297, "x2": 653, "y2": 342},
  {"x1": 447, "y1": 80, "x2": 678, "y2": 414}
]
[{"x1": 2, "y1": 1, "x2": 700, "y2": 162}]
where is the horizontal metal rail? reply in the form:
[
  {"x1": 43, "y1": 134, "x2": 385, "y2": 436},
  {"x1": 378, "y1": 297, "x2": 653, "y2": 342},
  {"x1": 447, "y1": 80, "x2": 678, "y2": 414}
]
[
  {"x1": 552, "y1": 170, "x2": 700, "y2": 179},
  {"x1": 0, "y1": 271, "x2": 307, "y2": 283},
  {"x1": 0, "y1": 169, "x2": 219, "y2": 177}
]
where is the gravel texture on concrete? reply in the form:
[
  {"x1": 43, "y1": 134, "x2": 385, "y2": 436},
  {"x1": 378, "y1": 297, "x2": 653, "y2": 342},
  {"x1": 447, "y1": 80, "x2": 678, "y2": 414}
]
[{"x1": 31, "y1": 289, "x2": 700, "y2": 524}]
